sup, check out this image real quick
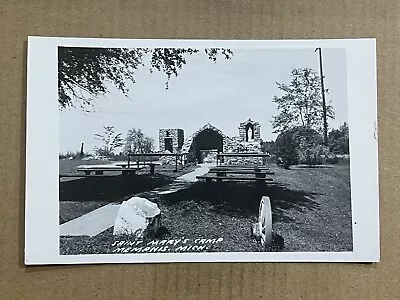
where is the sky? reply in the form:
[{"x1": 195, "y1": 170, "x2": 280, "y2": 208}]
[{"x1": 59, "y1": 48, "x2": 347, "y2": 154}]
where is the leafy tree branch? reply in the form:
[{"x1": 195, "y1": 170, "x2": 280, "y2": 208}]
[
  {"x1": 58, "y1": 47, "x2": 233, "y2": 110},
  {"x1": 272, "y1": 68, "x2": 334, "y2": 134}
]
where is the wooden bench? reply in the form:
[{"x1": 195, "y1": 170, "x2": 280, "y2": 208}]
[
  {"x1": 208, "y1": 169, "x2": 275, "y2": 178},
  {"x1": 116, "y1": 162, "x2": 161, "y2": 167},
  {"x1": 209, "y1": 166, "x2": 273, "y2": 172},
  {"x1": 196, "y1": 175, "x2": 274, "y2": 183},
  {"x1": 116, "y1": 162, "x2": 161, "y2": 175},
  {"x1": 76, "y1": 167, "x2": 143, "y2": 176},
  {"x1": 216, "y1": 164, "x2": 270, "y2": 169}
]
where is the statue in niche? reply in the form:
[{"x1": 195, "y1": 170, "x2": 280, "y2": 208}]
[{"x1": 247, "y1": 126, "x2": 254, "y2": 142}]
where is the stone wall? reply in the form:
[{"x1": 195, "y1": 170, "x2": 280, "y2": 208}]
[
  {"x1": 159, "y1": 129, "x2": 184, "y2": 153},
  {"x1": 223, "y1": 138, "x2": 264, "y2": 164},
  {"x1": 225, "y1": 139, "x2": 262, "y2": 153},
  {"x1": 159, "y1": 152, "x2": 178, "y2": 165},
  {"x1": 222, "y1": 136, "x2": 231, "y2": 152}
]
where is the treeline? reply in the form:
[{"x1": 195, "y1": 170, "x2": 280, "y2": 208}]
[
  {"x1": 60, "y1": 126, "x2": 155, "y2": 160},
  {"x1": 93, "y1": 126, "x2": 155, "y2": 157}
]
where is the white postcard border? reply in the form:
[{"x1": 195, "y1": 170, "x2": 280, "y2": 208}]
[{"x1": 25, "y1": 37, "x2": 379, "y2": 264}]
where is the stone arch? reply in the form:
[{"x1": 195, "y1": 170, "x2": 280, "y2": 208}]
[{"x1": 182, "y1": 123, "x2": 227, "y2": 163}]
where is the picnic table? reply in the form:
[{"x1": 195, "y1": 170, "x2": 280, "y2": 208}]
[
  {"x1": 127, "y1": 152, "x2": 189, "y2": 173},
  {"x1": 75, "y1": 165, "x2": 144, "y2": 176},
  {"x1": 116, "y1": 161, "x2": 161, "y2": 175},
  {"x1": 209, "y1": 168, "x2": 275, "y2": 177},
  {"x1": 211, "y1": 165, "x2": 271, "y2": 171},
  {"x1": 197, "y1": 152, "x2": 274, "y2": 184},
  {"x1": 197, "y1": 166, "x2": 274, "y2": 183},
  {"x1": 196, "y1": 174, "x2": 273, "y2": 183}
]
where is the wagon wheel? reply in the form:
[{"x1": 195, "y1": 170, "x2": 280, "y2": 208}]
[{"x1": 258, "y1": 196, "x2": 273, "y2": 249}]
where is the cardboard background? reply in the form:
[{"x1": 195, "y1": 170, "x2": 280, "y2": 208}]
[{"x1": 0, "y1": 0, "x2": 397, "y2": 298}]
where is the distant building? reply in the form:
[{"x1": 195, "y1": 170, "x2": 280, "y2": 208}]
[{"x1": 158, "y1": 129, "x2": 184, "y2": 153}]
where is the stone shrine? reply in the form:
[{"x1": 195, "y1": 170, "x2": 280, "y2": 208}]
[
  {"x1": 157, "y1": 118, "x2": 265, "y2": 164},
  {"x1": 238, "y1": 118, "x2": 261, "y2": 142},
  {"x1": 159, "y1": 128, "x2": 184, "y2": 153}
]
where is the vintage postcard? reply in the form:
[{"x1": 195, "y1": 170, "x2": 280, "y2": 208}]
[{"x1": 25, "y1": 37, "x2": 379, "y2": 264}]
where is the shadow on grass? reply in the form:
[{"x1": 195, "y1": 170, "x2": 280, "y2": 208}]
[
  {"x1": 267, "y1": 183, "x2": 321, "y2": 223},
  {"x1": 160, "y1": 181, "x2": 321, "y2": 223},
  {"x1": 59, "y1": 174, "x2": 174, "y2": 202}
]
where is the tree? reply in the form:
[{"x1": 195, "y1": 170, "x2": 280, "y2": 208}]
[
  {"x1": 294, "y1": 127, "x2": 328, "y2": 166},
  {"x1": 58, "y1": 47, "x2": 233, "y2": 109},
  {"x1": 123, "y1": 128, "x2": 154, "y2": 154},
  {"x1": 261, "y1": 140, "x2": 275, "y2": 155},
  {"x1": 328, "y1": 122, "x2": 349, "y2": 154},
  {"x1": 272, "y1": 68, "x2": 334, "y2": 134},
  {"x1": 94, "y1": 126, "x2": 124, "y2": 157}
]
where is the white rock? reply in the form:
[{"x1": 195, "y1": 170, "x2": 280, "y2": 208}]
[{"x1": 113, "y1": 197, "x2": 161, "y2": 238}]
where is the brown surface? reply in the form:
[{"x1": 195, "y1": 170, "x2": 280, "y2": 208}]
[{"x1": 0, "y1": 0, "x2": 397, "y2": 299}]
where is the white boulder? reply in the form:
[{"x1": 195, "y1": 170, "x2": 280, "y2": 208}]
[{"x1": 113, "y1": 197, "x2": 161, "y2": 238}]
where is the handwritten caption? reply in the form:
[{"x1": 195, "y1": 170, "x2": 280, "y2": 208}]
[{"x1": 112, "y1": 238, "x2": 224, "y2": 253}]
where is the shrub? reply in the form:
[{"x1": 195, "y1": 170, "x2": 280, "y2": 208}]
[
  {"x1": 274, "y1": 130, "x2": 299, "y2": 169},
  {"x1": 275, "y1": 126, "x2": 337, "y2": 168},
  {"x1": 296, "y1": 129, "x2": 325, "y2": 166},
  {"x1": 298, "y1": 144, "x2": 331, "y2": 166}
]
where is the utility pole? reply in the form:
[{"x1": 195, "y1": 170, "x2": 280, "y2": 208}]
[
  {"x1": 80, "y1": 143, "x2": 84, "y2": 158},
  {"x1": 315, "y1": 47, "x2": 328, "y2": 146}
]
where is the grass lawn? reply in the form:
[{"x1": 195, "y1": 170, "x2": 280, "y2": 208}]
[
  {"x1": 59, "y1": 158, "x2": 195, "y2": 178},
  {"x1": 59, "y1": 158, "x2": 112, "y2": 175},
  {"x1": 59, "y1": 162, "x2": 352, "y2": 254},
  {"x1": 270, "y1": 164, "x2": 352, "y2": 252},
  {"x1": 59, "y1": 158, "x2": 197, "y2": 223}
]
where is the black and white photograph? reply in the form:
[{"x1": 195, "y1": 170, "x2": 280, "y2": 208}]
[{"x1": 25, "y1": 38, "x2": 379, "y2": 264}]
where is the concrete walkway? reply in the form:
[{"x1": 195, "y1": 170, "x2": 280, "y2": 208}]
[
  {"x1": 154, "y1": 163, "x2": 214, "y2": 195},
  {"x1": 60, "y1": 204, "x2": 120, "y2": 237},
  {"x1": 176, "y1": 163, "x2": 214, "y2": 183},
  {"x1": 60, "y1": 164, "x2": 213, "y2": 237}
]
